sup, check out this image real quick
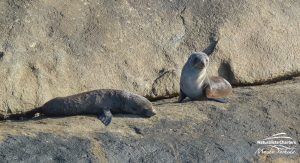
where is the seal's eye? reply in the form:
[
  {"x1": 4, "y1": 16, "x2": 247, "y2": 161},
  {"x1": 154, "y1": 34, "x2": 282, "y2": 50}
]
[{"x1": 193, "y1": 57, "x2": 200, "y2": 65}]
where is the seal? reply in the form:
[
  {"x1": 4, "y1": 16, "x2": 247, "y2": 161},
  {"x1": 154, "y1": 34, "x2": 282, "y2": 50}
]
[
  {"x1": 5, "y1": 89, "x2": 156, "y2": 126},
  {"x1": 178, "y1": 52, "x2": 232, "y2": 103}
]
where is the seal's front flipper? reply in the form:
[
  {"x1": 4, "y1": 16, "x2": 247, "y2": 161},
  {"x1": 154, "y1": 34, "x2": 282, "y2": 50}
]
[
  {"x1": 98, "y1": 109, "x2": 112, "y2": 126},
  {"x1": 178, "y1": 89, "x2": 187, "y2": 103},
  {"x1": 207, "y1": 98, "x2": 228, "y2": 103}
]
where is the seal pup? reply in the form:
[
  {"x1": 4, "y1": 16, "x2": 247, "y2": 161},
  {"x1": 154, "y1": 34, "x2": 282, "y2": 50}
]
[
  {"x1": 5, "y1": 89, "x2": 156, "y2": 126},
  {"x1": 178, "y1": 52, "x2": 232, "y2": 103}
]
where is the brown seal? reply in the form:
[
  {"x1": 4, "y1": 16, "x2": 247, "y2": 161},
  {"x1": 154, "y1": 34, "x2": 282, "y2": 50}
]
[
  {"x1": 5, "y1": 89, "x2": 156, "y2": 126},
  {"x1": 178, "y1": 52, "x2": 232, "y2": 103}
]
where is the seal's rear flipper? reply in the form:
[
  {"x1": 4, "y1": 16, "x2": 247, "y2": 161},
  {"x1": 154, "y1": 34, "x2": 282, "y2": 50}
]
[
  {"x1": 98, "y1": 109, "x2": 112, "y2": 126},
  {"x1": 207, "y1": 98, "x2": 228, "y2": 103},
  {"x1": 3, "y1": 107, "x2": 42, "y2": 120}
]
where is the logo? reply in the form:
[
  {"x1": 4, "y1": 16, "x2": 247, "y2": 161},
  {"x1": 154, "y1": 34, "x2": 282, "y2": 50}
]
[{"x1": 255, "y1": 133, "x2": 298, "y2": 155}]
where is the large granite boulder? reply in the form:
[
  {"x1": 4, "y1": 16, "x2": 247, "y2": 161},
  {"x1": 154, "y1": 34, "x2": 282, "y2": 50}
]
[{"x1": 0, "y1": 0, "x2": 299, "y2": 115}]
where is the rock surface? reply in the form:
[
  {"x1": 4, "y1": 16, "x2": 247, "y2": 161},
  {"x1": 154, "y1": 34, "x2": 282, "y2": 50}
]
[
  {"x1": 0, "y1": 0, "x2": 300, "y2": 114},
  {"x1": 0, "y1": 78, "x2": 299, "y2": 163}
]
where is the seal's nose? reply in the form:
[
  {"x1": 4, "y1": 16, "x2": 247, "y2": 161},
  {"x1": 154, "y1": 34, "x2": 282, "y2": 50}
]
[
  {"x1": 145, "y1": 109, "x2": 156, "y2": 117},
  {"x1": 152, "y1": 109, "x2": 157, "y2": 115},
  {"x1": 193, "y1": 58, "x2": 205, "y2": 69}
]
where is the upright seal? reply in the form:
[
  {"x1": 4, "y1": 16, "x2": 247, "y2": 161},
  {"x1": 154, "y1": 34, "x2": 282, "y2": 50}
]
[
  {"x1": 5, "y1": 89, "x2": 156, "y2": 126},
  {"x1": 178, "y1": 52, "x2": 232, "y2": 103}
]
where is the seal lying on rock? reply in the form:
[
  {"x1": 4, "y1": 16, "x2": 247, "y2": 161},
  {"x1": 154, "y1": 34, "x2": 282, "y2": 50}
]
[
  {"x1": 5, "y1": 89, "x2": 156, "y2": 126},
  {"x1": 178, "y1": 52, "x2": 232, "y2": 103}
]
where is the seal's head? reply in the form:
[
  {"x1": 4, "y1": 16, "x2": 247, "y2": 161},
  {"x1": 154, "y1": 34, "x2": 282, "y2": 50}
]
[
  {"x1": 123, "y1": 93, "x2": 156, "y2": 117},
  {"x1": 188, "y1": 52, "x2": 209, "y2": 70}
]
